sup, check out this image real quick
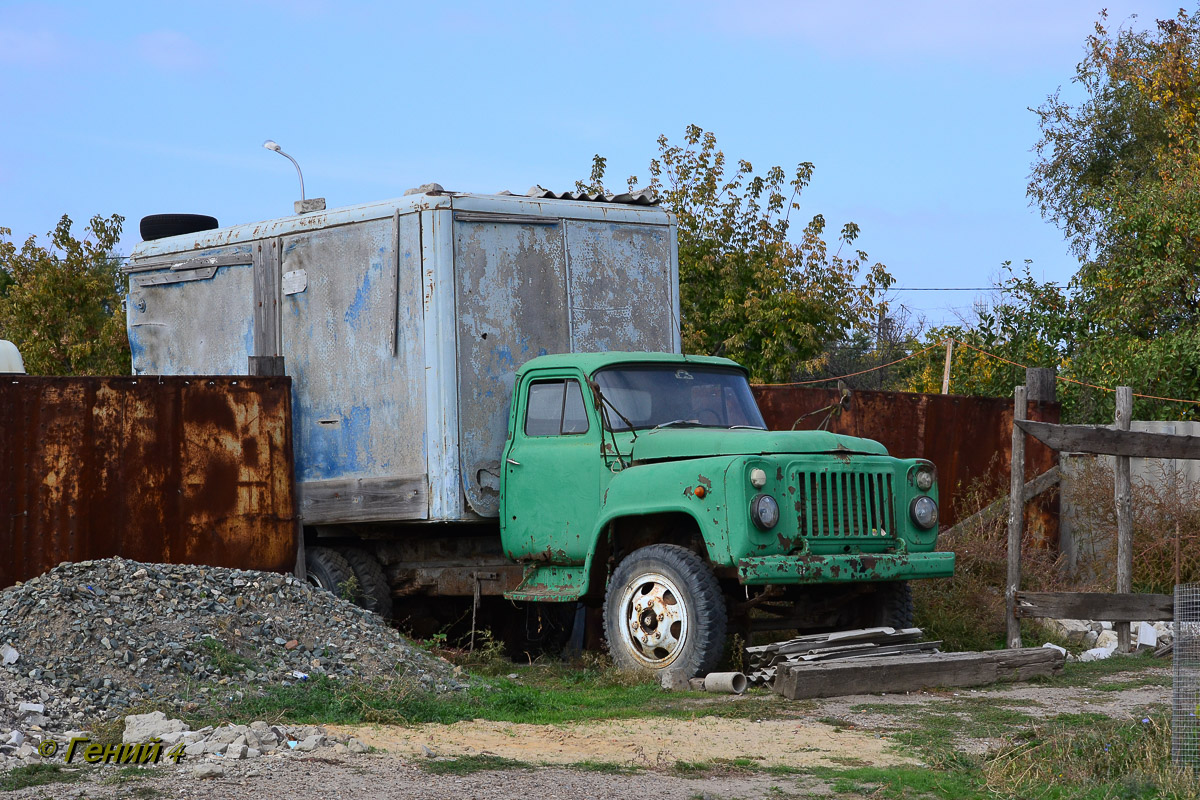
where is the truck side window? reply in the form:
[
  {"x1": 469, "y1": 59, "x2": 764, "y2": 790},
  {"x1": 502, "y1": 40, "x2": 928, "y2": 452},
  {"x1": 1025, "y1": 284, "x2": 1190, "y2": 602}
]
[{"x1": 525, "y1": 380, "x2": 590, "y2": 436}]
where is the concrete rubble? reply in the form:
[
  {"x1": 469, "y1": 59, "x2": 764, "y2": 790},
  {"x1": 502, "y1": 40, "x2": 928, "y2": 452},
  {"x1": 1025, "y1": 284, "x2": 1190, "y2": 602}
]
[
  {"x1": 1041, "y1": 618, "x2": 1173, "y2": 651},
  {"x1": 1041, "y1": 617, "x2": 1174, "y2": 662},
  {"x1": 0, "y1": 558, "x2": 468, "y2": 767}
]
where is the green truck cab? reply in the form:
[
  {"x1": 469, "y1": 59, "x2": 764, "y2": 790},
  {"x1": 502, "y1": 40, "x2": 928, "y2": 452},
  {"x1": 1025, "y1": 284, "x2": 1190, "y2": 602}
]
[{"x1": 501, "y1": 352, "x2": 953, "y2": 676}]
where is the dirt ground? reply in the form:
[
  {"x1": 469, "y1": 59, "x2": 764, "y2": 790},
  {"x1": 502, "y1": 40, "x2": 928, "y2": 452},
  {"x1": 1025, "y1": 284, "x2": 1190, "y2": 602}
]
[{"x1": 4, "y1": 667, "x2": 1172, "y2": 800}]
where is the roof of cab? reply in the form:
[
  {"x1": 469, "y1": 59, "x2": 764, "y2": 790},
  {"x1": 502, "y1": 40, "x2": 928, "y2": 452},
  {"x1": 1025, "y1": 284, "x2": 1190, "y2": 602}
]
[{"x1": 516, "y1": 352, "x2": 745, "y2": 378}]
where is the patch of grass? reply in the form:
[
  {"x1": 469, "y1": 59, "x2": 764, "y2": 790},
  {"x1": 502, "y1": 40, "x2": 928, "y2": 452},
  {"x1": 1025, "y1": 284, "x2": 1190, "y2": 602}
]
[
  {"x1": 1026, "y1": 651, "x2": 1168, "y2": 688},
  {"x1": 815, "y1": 715, "x2": 854, "y2": 729},
  {"x1": 102, "y1": 765, "x2": 155, "y2": 785},
  {"x1": 809, "y1": 765, "x2": 990, "y2": 800},
  {"x1": 420, "y1": 754, "x2": 531, "y2": 774},
  {"x1": 1093, "y1": 674, "x2": 1173, "y2": 692},
  {"x1": 670, "y1": 758, "x2": 754, "y2": 777},
  {"x1": 200, "y1": 666, "x2": 791, "y2": 729},
  {"x1": 0, "y1": 763, "x2": 85, "y2": 792},
  {"x1": 200, "y1": 637, "x2": 255, "y2": 675}
]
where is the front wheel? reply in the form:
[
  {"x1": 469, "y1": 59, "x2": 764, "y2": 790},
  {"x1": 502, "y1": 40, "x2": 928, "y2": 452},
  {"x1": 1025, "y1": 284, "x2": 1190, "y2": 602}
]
[{"x1": 603, "y1": 544, "x2": 726, "y2": 678}]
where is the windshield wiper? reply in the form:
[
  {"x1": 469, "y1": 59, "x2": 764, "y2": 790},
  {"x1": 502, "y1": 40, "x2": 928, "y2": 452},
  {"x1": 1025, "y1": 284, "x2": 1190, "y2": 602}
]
[
  {"x1": 588, "y1": 380, "x2": 636, "y2": 469},
  {"x1": 652, "y1": 419, "x2": 706, "y2": 430}
]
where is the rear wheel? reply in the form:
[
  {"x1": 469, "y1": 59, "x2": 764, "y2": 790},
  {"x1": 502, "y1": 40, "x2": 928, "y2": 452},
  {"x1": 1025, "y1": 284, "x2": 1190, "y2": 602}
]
[
  {"x1": 604, "y1": 544, "x2": 726, "y2": 678},
  {"x1": 340, "y1": 547, "x2": 393, "y2": 619},
  {"x1": 305, "y1": 546, "x2": 355, "y2": 597}
]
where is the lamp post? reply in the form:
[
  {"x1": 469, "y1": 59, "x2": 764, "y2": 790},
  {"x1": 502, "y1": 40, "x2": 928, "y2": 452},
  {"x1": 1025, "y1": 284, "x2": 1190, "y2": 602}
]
[{"x1": 263, "y1": 140, "x2": 325, "y2": 214}]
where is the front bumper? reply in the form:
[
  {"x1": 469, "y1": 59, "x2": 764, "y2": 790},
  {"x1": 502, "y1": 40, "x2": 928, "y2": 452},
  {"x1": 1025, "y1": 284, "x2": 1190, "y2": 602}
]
[{"x1": 737, "y1": 551, "x2": 955, "y2": 585}]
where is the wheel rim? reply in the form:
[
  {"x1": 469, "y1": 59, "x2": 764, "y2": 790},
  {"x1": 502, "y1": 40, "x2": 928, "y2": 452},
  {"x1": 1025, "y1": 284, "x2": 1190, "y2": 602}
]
[
  {"x1": 617, "y1": 571, "x2": 689, "y2": 668},
  {"x1": 306, "y1": 571, "x2": 331, "y2": 591}
]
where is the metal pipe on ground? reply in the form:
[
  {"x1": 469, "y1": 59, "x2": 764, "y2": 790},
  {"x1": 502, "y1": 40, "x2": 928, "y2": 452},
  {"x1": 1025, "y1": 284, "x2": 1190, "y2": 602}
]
[{"x1": 702, "y1": 672, "x2": 748, "y2": 694}]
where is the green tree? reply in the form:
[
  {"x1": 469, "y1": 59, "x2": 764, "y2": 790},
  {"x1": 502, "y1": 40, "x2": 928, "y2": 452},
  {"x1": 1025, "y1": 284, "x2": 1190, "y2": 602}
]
[
  {"x1": 0, "y1": 214, "x2": 131, "y2": 375},
  {"x1": 1027, "y1": 8, "x2": 1200, "y2": 421},
  {"x1": 581, "y1": 125, "x2": 893, "y2": 382},
  {"x1": 933, "y1": 9, "x2": 1200, "y2": 422}
]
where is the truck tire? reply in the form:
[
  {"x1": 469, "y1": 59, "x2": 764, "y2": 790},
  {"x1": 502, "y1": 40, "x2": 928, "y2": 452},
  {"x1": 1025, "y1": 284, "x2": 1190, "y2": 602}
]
[
  {"x1": 604, "y1": 544, "x2": 726, "y2": 678},
  {"x1": 139, "y1": 214, "x2": 219, "y2": 241},
  {"x1": 882, "y1": 581, "x2": 916, "y2": 628},
  {"x1": 856, "y1": 581, "x2": 914, "y2": 629},
  {"x1": 340, "y1": 547, "x2": 393, "y2": 619},
  {"x1": 305, "y1": 546, "x2": 356, "y2": 598}
]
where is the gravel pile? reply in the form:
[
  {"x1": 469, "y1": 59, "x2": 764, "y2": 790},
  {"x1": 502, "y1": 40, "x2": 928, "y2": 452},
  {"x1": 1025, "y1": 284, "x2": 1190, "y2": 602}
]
[{"x1": 0, "y1": 558, "x2": 465, "y2": 734}]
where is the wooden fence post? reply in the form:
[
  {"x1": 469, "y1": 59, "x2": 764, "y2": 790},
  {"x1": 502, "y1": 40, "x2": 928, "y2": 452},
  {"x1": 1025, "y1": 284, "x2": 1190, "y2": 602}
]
[
  {"x1": 1026, "y1": 368, "x2": 1057, "y2": 404},
  {"x1": 1115, "y1": 386, "x2": 1133, "y2": 653},
  {"x1": 1007, "y1": 385, "x2": 1027, "y2": 649}
]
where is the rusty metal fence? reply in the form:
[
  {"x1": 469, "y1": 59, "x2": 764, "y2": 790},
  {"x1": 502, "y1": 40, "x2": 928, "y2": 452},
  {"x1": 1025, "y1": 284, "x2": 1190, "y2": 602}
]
[
  {"x1": 752, "y1": 385, "x2": 1060, "y2": 540},
  {"x1": 0, "y1": 376, "x2": 297, "y2": 588}
]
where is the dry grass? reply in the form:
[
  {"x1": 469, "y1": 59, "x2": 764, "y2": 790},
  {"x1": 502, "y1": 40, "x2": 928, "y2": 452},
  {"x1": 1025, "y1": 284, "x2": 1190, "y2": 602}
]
[
  {"x1": 914, "y1": 473, "x2": 1078, "y2": 651},
  {"x1": 1067, "y1": 457, "x2": 1200, "y2": 594}
]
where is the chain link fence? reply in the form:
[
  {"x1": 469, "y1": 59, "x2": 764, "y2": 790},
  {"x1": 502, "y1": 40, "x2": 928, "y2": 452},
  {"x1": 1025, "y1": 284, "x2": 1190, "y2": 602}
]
[{"x1": 1174, "y1": 583, "x2": 1200, "y2": 767}]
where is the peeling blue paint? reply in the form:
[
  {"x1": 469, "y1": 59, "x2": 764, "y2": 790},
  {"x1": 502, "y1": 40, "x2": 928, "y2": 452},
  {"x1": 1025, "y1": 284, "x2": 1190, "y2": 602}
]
[
  {"x1": 296, "y1": 404, "x2": 373, "y2": 481},
  {"x1": 344, "y1": 265, "x2": 377, "y2": 330}
]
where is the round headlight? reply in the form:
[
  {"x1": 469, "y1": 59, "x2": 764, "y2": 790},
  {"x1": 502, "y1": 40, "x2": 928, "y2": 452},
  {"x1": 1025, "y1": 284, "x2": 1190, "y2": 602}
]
[
  {"x1": 910, "y1": 495, "x2": 938, "y2": 530},
  {"x1": 916, "y1": 467, "x2": 935, "y2": 492},
  {"x1": 751, "y1": 494, "x2": 780, "y2": 530}
]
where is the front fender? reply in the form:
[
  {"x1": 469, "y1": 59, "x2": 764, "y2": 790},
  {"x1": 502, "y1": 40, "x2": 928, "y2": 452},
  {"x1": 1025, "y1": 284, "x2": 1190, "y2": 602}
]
[{"x1": 591, "y1": 457, "x2": 734, "y2": 565}]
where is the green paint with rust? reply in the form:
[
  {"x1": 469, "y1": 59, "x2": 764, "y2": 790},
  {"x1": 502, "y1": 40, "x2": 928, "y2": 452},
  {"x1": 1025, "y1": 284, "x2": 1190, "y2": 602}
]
[{"x1": 500, "y1": 352, "x2": 954, "y2": 601}]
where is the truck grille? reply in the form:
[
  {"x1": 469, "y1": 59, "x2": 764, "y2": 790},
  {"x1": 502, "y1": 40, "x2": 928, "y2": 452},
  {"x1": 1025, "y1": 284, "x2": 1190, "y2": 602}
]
[{"x1": 793, "y1": 470, "x2": 896, "y2": 537}]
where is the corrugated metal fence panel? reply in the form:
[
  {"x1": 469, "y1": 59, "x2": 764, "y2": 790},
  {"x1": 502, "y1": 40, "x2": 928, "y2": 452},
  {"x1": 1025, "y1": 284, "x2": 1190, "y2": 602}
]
[
  {"x1": 0, "y1": 376, "x2": 296, "y2": 588},
  {"x1": 752, "y1": 386, "x2": 1060, "y2": 539}
]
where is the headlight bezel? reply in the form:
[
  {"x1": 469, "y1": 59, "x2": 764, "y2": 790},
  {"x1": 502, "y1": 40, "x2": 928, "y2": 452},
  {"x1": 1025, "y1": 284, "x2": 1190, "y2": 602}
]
[
  {"x1": 910, "y1": 495, "x2": 939, "y2": 530},
  {"x1": 751, "y1": 494, "x2": 780, "y2": 530}
]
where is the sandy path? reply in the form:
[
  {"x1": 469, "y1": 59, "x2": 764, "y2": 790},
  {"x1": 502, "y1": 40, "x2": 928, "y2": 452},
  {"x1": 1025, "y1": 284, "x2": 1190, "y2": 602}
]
[{"x1": 331, "y1": 715, "x2": 916, "y2": 770}]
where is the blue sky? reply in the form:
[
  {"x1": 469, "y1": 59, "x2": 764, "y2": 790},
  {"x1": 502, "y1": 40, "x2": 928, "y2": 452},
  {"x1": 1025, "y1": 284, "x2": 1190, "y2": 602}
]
[{"x1": 0, "y1": 0, "x2": 1182, "y2": 328}]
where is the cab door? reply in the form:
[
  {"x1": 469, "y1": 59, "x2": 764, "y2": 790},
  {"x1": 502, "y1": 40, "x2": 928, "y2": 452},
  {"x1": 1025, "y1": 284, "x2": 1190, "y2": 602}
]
[{"x1": 500, "y1": 372, "x2": 601, "y2": 564}]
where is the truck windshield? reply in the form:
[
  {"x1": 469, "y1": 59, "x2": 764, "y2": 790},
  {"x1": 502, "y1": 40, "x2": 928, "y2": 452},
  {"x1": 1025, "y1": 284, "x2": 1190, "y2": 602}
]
[{"x1": 594, "y1": 365, "x2": 767, "y2": 432}]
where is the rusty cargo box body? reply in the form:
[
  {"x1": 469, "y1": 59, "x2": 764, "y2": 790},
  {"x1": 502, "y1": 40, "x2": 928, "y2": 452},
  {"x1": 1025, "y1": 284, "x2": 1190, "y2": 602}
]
[
  {"x1": 0, "y1": 376, "x2": 297, "y2": 588},
  {"x1": 124, "y1": 190, "x2": 680, "y2": 528}
]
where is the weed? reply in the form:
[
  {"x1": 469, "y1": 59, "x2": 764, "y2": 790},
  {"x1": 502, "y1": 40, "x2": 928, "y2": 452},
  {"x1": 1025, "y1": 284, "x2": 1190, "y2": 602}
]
[
  {"x1": 0, "y1": 763, "x2": 85, "y2": 791},
  {"x1": 570, "y1": 760, "x2": 642, "y2": 774},
  {"x1": 199, "y1": 637, "x2": 255, "y2": 675},
  {"x1": 420, "y1": 754, "x2": 530, "y2": 774},
  {"x1": 1067, "y1": 457, "x2": 1200, "y2": 592},
  {"x1": 913, "y1": 463, "x2": 1077, "y2": 652},
  {"x1": 102, "y1": 765, "x2": 155, "y2": 785},
  {"x1": 670, "y1": 758, "x2": 754, "y2": 777},
  {"x1": 337, "y1": 575, "x2": 362, "y2": 603},
  {"x1": 985, "y1": 710, "x2": 1200, "y2": 798}
]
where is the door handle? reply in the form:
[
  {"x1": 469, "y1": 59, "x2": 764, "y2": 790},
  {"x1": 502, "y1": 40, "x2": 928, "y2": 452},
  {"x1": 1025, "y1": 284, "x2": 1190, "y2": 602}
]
[{"x1": 506, "y1": 458, "x2": 521, "y2": 466}]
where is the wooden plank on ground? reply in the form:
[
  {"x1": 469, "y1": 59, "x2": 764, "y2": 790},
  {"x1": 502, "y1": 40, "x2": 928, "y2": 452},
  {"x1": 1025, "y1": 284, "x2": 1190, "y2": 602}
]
[
  {"x1": 1014, "y1": 591, "x2": 1173, "y2": 621},
  {"x1": 772, "y1": 648, "x2": 1064, "y2": 700},
  {"x1": 1015, "y1": 419, "x2": 1200, "y2": 459}
]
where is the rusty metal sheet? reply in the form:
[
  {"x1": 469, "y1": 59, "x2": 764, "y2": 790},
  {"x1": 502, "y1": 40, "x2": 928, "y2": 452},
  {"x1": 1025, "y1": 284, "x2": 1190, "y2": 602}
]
[
  {"x1": 751, "y1": 386, "x2": 1060, "y2": 544},
  {"x1": 0, "y1": 376, "x2": 297, "y2": 588}
]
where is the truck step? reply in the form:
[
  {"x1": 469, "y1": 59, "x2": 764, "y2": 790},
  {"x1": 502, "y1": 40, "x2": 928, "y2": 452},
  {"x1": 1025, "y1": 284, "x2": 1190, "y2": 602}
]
[{"x1": 505, "y1": 564, "x2": 588, "y2": 602}]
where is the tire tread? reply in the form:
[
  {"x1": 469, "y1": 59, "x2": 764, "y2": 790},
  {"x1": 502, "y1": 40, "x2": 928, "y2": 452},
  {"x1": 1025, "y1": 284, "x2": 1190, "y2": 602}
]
[{"x1": 603, "y1": 544, "x2": 726, "y2": 678}]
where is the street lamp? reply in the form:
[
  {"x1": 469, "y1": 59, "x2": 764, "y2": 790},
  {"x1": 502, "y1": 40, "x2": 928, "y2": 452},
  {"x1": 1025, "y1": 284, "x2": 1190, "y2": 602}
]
[{"x1": 263, "y1": 139, "x2": 325, "y2": 214}]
